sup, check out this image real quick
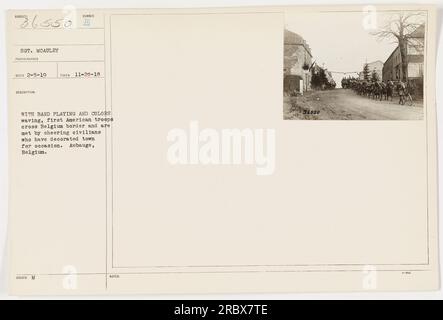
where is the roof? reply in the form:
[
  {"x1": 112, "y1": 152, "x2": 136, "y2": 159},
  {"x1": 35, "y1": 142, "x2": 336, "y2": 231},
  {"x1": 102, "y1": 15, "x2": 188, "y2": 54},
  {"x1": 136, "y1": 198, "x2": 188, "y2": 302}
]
[
  {"x1": 409, "y1": 24, "x2": 425, "y2": 38},
  {"x1": 284, "y1": 29, "x2": 304, "y2": 45},
  {"x1": 384, "y1": 46, "x2": 400, "y2": 65},
  {"x1": 367, "y1": 60, "x2": 384, "y2": 66},
  {"x1": 284, "y1": 29, "x2": 312, "y2": 57}
]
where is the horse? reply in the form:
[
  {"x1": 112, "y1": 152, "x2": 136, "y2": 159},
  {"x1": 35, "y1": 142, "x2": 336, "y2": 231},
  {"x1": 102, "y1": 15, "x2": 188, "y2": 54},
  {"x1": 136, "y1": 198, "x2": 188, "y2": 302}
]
[
  {"x1": 378, "y1": 82, "x2": 387, "y2": 101},
  {"x1": 371, "y1": 82, "x2": 379, "y2": 100},
  {"x1": 374, "y1": 81, "x2": 384, "y2": 101},
  {"x1": 385, "y1": 81, "x2": 394, "y2": 101}
]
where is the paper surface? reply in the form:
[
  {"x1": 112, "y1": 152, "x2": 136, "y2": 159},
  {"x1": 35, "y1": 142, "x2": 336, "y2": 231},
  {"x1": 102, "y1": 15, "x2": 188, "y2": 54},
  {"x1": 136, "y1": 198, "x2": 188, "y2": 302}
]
[{"x1": 6, "y1": 5, "x2": 439, "y2": 294}]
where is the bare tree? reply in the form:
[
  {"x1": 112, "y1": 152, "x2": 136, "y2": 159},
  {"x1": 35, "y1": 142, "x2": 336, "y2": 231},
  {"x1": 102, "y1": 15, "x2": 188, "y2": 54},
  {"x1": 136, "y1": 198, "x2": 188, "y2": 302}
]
[{"x1": 372, "y1": 12, "x2": 425, "y2": 81}]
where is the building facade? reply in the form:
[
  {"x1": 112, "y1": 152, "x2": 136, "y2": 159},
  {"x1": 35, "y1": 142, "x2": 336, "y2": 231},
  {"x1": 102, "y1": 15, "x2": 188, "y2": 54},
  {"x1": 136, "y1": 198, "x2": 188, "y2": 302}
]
[
  {"x1": 382, "y1": 24, "x2": 424, "y2": 95},
  {"x1": 359, "y1": 60, "x2": 384, "y2": 81},
  {"x1": 283, "y1": 29, "x2": 313, "y2": 94}
]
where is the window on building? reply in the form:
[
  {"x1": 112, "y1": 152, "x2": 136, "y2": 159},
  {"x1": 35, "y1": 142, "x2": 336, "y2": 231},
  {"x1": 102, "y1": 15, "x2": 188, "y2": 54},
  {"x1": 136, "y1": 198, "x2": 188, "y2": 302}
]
[
  {"x1": 408, "y1": 63, "x2": 423, "y2": 78},
  {"x1": 407, "y1": 39, "x2": 424, "y2": 55},
  {"x1": 395, "y1": 65, "x2": 400, "y2": 79}
]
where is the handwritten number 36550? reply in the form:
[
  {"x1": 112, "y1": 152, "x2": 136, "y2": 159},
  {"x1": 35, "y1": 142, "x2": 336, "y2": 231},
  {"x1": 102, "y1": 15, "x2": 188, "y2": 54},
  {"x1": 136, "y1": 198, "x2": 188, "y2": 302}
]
[{"x1": 20, "y1": 15, "x2": 73, "y2": 29}]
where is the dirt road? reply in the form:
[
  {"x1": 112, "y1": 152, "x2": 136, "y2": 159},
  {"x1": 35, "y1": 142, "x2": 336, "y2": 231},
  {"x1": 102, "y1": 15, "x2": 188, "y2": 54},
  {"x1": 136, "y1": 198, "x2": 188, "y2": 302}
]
[{"x1": 283, "y1": 89, "x2": 424, "y2": 120}]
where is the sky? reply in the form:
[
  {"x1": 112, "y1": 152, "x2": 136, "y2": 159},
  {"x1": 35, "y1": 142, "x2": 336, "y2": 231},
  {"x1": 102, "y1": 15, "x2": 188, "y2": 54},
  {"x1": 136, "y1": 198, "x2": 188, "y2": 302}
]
[{"x1": 285, "y1": 11, "x2": 422, "y2": 87}]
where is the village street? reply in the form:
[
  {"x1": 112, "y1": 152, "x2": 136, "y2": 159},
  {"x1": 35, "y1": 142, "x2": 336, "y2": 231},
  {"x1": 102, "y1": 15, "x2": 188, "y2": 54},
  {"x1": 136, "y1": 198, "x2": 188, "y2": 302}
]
[{"x1": 283, "y1": 89, "x2": 424, "y2": 120}]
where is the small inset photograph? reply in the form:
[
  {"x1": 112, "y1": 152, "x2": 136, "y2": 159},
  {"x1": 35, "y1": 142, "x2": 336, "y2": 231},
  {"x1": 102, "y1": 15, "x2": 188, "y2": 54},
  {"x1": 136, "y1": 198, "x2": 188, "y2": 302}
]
[{"x1": 283, "y1": 10, "x2": 426, "y2": 120}]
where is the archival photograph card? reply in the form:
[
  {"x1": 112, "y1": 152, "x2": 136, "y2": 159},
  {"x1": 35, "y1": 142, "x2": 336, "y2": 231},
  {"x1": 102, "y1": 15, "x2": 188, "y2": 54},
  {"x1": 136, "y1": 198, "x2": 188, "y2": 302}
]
[{"x1": 6, "y1": 5, "x2": 439, "y2": 295}]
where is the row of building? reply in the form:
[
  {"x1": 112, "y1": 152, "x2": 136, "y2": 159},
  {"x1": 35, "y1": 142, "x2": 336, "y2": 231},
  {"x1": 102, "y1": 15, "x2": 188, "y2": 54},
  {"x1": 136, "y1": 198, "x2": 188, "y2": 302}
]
[
  {"x1": 284, "y1": 23, "x2": 425, "y2": 95},
  {"x1": 358, "y1": 24, "x2": 425, "y2": 94}
]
